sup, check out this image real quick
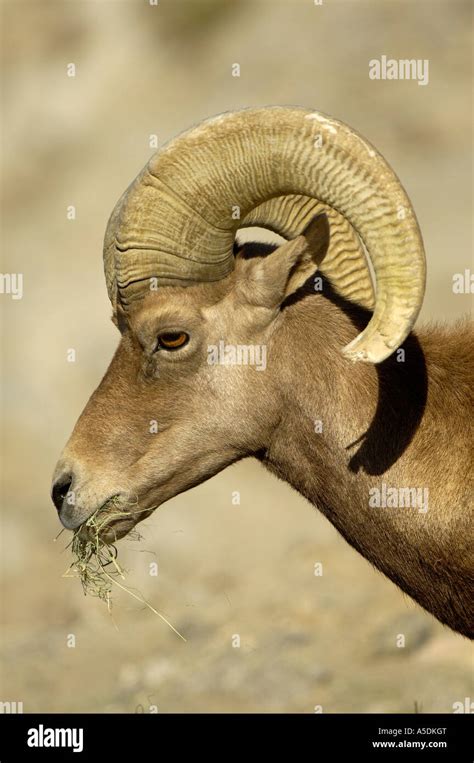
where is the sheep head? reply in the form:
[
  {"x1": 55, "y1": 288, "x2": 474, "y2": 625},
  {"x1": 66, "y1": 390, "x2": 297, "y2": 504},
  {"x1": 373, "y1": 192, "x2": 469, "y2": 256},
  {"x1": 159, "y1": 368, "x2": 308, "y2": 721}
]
[
  {"x1": 52, "y1": 107, "x2": 426, "y2": 540},
  {"x1": 53, "y1": 215, "x2": 331, "y2": 538}
]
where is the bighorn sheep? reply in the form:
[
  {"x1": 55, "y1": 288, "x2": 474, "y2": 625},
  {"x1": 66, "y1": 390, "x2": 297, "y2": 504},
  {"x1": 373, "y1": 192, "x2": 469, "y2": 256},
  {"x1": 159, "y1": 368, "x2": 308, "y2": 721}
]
[{"x1": 52, "y1": 107, "x2": 473, "y2": 638}]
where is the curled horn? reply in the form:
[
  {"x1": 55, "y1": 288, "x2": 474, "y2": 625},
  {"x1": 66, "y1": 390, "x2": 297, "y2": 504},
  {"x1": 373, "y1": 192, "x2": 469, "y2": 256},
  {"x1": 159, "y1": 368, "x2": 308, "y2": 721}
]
[{"x1": 104, "y1": 107, "x2": 425, "y2": 363}]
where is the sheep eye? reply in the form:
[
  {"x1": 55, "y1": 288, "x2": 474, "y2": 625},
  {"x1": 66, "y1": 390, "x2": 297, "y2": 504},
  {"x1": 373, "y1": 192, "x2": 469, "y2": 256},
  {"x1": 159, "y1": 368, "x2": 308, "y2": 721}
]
[{"x1": 156, "y1": 331, "x2": 189, "y2": 350}]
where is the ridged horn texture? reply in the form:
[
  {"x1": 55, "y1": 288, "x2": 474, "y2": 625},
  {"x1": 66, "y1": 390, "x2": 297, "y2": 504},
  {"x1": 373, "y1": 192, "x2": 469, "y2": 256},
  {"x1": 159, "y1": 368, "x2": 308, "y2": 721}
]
[
  {"x1": 241, "y1": 195, "x2": 375, "y2": 310},
  {"x1": 103, "y1": 106, "x2": 426, "y2": 363}
]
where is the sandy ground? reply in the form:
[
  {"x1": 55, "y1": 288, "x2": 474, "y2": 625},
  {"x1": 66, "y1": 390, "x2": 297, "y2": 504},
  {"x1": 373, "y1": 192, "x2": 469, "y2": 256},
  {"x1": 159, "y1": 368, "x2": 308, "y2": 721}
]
[{"x1": 1, "y1": 0, "x2": 472, "y2": 713}]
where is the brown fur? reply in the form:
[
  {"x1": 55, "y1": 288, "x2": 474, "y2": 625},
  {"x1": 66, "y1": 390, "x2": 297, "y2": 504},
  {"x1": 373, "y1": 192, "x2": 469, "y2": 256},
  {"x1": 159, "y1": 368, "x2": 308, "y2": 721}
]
[{"x1": 53, "y1": 225, "x2": 474, "y2": 638}]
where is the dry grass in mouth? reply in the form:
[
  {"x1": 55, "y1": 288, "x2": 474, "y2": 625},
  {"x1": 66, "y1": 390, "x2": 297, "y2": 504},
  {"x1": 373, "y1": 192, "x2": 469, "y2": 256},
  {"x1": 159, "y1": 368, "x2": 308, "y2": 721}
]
[{"x1": 62, "y1": 497, "x2": 186, "y2": 641}]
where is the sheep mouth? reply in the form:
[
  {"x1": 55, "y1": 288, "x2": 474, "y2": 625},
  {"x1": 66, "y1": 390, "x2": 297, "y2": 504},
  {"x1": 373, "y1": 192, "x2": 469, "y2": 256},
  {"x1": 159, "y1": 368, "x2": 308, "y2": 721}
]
[
  {"x1": 95, "y1": 516, "x2": 136, "y2": 544},
  {"x1": 75, "y1": 496, "x2": 140, "y2": 545}
]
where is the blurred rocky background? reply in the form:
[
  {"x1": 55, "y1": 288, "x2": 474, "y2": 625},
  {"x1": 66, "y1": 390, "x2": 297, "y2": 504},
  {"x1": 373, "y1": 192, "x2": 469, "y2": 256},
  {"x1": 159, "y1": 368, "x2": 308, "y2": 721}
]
[{"x1": 1, "y1": 0, "x2": 472, "y2": 712}]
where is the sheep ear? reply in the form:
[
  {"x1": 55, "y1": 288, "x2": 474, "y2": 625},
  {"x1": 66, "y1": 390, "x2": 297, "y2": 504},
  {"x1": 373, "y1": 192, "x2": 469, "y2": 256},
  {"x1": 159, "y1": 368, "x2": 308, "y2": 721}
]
[
  {"x1": 301, "y1": 212, "x2": 330, "y2": 266},
  {"x1": 284, "y1": 213, "x2": 330, "y2": 296},
  {"x1": 237, "y1": 213, "x2": 329, "y2": 308}
]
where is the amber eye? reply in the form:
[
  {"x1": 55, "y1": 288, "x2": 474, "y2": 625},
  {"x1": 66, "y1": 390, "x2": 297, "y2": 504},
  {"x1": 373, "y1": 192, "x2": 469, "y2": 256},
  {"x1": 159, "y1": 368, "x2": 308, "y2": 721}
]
[{"x1": 156, "y1": 331, "x2": 189, "y2": 351}]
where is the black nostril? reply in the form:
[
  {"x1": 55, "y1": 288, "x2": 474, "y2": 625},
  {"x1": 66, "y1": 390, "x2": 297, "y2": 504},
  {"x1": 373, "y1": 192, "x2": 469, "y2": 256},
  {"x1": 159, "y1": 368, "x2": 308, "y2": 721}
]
[{"x1": 52, "y1": 475, "x2": 73, "y2": 514}]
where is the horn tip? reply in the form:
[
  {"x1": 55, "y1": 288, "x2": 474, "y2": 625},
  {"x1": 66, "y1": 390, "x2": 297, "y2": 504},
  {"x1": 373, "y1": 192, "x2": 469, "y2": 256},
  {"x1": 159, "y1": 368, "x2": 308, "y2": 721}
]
[{"x1": 342, "y1": 333, "x2": 396, "y2": 364}]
